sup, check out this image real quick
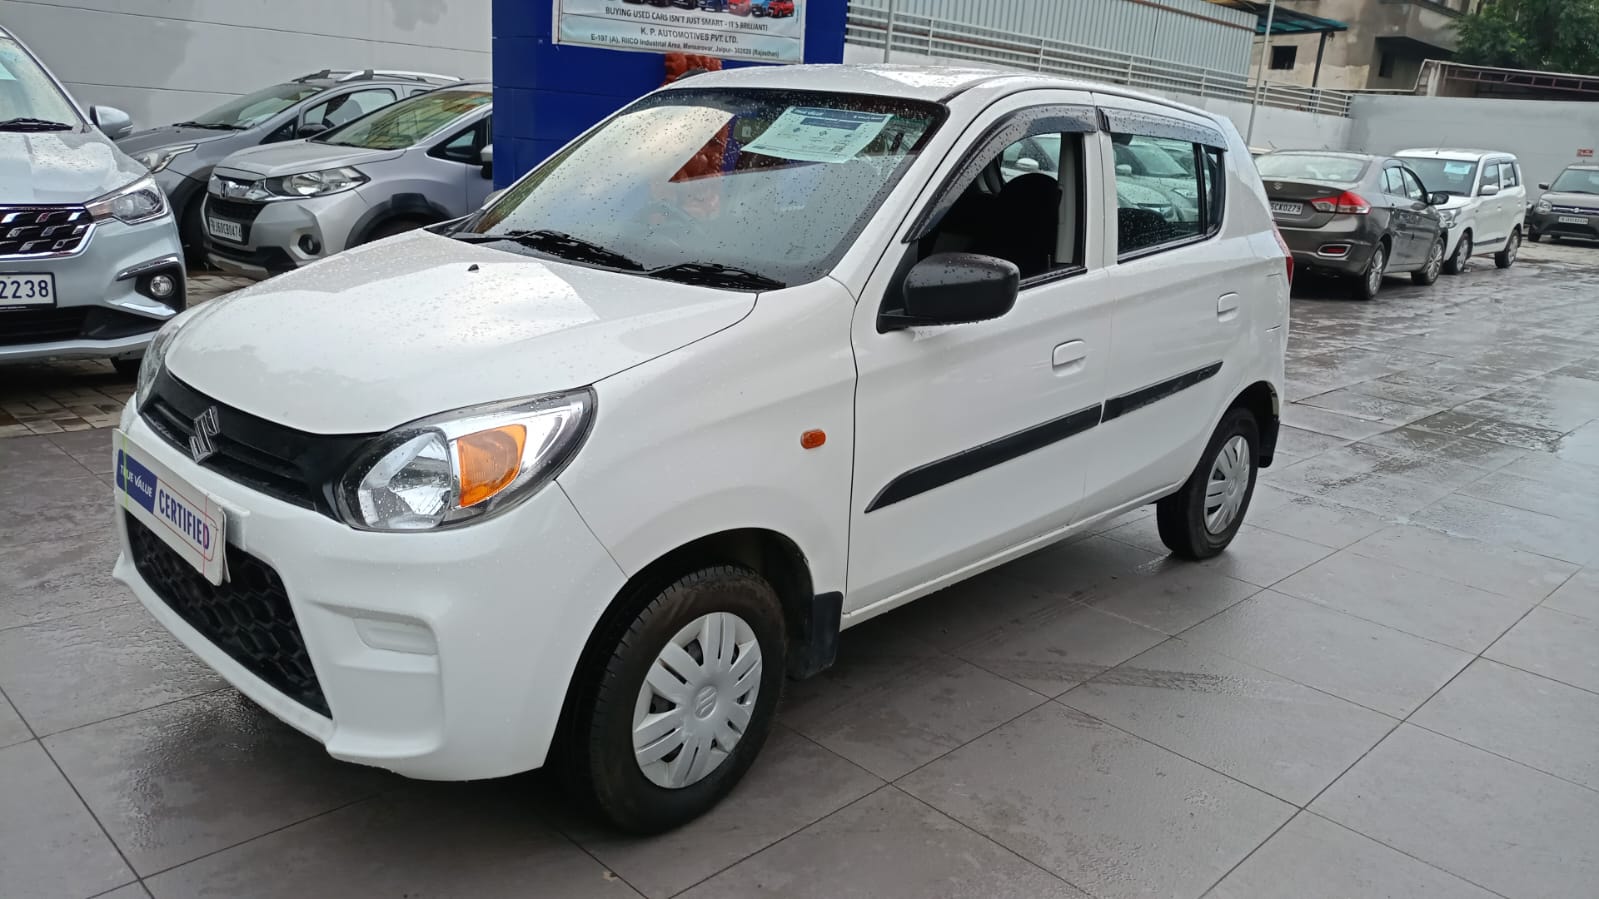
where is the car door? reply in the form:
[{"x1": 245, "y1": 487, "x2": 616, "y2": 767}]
[
  {"x1": 431, "y1": 112, "x2": 495, "y2": 211},
  {"x1": 1084, "y1": 97, "x2": 1250, "y2": 513},
  {"x1": 1496, "y1": 159, "x2": 1526, "y2": 241},
  {"x1": 1475, "y1": 160, "x2": 1504, "y2": 245},
  {"x1": 1379, "y1": 164, "x2": 1417, "y2": 265},
  {"x1": 1400, "y1": 166, "x2": 1441, "y2": 259},
  {"x1": 847, "y1": 94, "x2": 1111, "y2": 612}
]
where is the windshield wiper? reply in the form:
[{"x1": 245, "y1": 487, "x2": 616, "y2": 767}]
[
  {"x1": 0, "y1": 117, "x2": 74, "y2": 132},
  {"x1": 648, "y1": 261, "x2": 785, "y2": 291},
  {"x1": 456, "y1": 229, "x2": 644, "y2": 271},
  {"x1": 173, "y1": 121, "x2": 245, "y2": 131}
]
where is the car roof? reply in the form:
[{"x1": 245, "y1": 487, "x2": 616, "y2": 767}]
[
  {"x1": 1560, "y1": 164, "x2": 1599, "y2": 171},
  {"x1": 1396, "y1": 148, "x2": 1513, "y2": 161},
  {"x1": 662, "y1": 64, "x2": 1218, "y2": 119}
]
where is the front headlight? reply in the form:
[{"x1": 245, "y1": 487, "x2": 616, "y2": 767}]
[
  {"x1": 87, "y1": 175, "x2": 169, "y2": 225},
  {"x1": 1536, "y1": 199, "x2": 1553, "y2": 214},
  {"x1": 337, "y1": 389, "x2": 594, "y2": 532},
  {"x1": 135, "y1": 320, "x2": 181, "y2": 407},
  {"x1": 1438, "y1": 209, "x2": 1459, "y2": 227},
  {"x1": 133, "y1": 145, "x2": 196, "y2": 174},
  {"x1": 263, "y1": 167, "x2": 367, "y2": 199}
]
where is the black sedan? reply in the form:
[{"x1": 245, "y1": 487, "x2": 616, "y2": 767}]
[
  {"x1": 1258, "y1": 151, "x2": 1448, "y2": 300},
  {"x1": 1528, "y1": 165, "x2": 1599, "y2": 243}
]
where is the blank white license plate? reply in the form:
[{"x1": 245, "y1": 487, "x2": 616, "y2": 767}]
[
  {"x1": 208, "y1": 217, "x2": 244, "y2": 242},
  {"x1": 1558, "y1": 215, "x2": 1589, "y2": 225},
  {"x1": 1270, "y1": 201, "x2": 1303, "y2": 216},
  {"x1": 115, "y1": 430, "x2": 229, "y2": 585},
  {"x1": 0, "y1": 273, "x2": 55, "y2": 307}
]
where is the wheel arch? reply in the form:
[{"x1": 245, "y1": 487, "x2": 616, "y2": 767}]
[
  {"x1": 349, "y1": 193, "x2": 453, "y2": 245},
  {"x1": 1230, "y1": 380, "x2": 1280, "y2": 468}
]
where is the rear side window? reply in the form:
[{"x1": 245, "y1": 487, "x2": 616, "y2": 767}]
[
  {"x1": 1113, "y1": 133, "x2": 1224, "y2": 258},
  {"x1": 1382, "y1": 168, "x2": 1405, "y2": 196}
]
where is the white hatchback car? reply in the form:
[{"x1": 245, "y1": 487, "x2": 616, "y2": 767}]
[
  {"x1": 110, "y1": 65, "x2": 1289, "y2": 832},
  {"x1": 1395, "y1": 148, "x2": 1526, "y2": 274}
]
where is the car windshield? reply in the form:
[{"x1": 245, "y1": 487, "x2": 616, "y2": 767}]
[
  {"x1": 0, "y1": 36, "x2": 82, "y2": 128},
  {"x1": 1256, "y1": 154, "x2": 1369, "y2": 183},
  {"x1": 1550, "y1": 168, "x2": 1599, "y2": 194},
  {"x1": 316, "y1": 88, "x2": 489, "y2": 149},
  {"x1": 186, "y1": 82, "x2": 324, "y2": 129},
  {"x1": 1401, "y1": 158, "x2": 1478, "y2": 196},
  {"x1": 463, "y1": 88, "x2": 943, "y2": 288}
]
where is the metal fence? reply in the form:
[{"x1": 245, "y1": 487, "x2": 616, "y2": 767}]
[{"x1": 846, "y1": 5, "x2": 1355, "y2": 119}]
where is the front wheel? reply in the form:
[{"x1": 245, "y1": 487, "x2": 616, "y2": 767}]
[
  {"x1": 1495, "y1": 228, "x2": 1521, "y2": 269},
  {"x1": 1442, "y1": 230, "x2": 1471, "y2": 274},
  {"x1": 1527, "y1": 230, "x2": 1542, "y2": 243},
  {"x1": 1412, "y1": 235, "x2": 1445, "y2": 285},
  {"x1": 1353, "y1": 243, "x2": 1386, "y2": 300},
  {"x1": 111, "y1": 357, "x2": 142, "y2": 379},
  {"x1": 1156, "y1": 408, "x2": 1260, "y2": 560},
  {"x1": 575, "y1": 566, "x2": 786, "y2": 833}
]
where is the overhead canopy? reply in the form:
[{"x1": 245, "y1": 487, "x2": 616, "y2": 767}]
[{"x1": 1208, "y1": 1, "x2": 1349, "y2": 37}]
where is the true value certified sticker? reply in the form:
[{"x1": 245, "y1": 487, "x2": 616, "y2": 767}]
[{"x1": 114, "y1": 429, "x2": 228, "y2": 585}]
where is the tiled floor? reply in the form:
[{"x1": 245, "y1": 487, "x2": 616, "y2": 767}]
[{"x1": 4, "y1": 243, "x2": 1599, "y2": 897}]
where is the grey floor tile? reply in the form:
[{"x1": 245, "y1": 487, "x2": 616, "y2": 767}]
[
  {"x1": 1485, "y1": 607, "x2": 1599, "y2": 694},
  {"x1": 1500, "y1": 451, "x2": 1599, "y2": 494},
  {"x1": 1063, "y1": 639, "x2": 1395, "y2": 805},
  {"x1": 1282, "y1": 404, "x2": 1393, "y2": 440},
  {"x1": 1078, "y1": 564, "x2": 1260, "y2": 635},
  {"x1": 1195, "y1": 525, "x2": 1335, "y2": 588},
  {"x1": 145, "y1": 782, "x2": 642, "y2": 899},
  {"x1": 0, "y1": 524, "x2": 130, "y2": 631},
  {"x1": 49, "y1": 428, "x2": 116, "y2": 475},
  {"x1": 873, "y1": 567, "x2": 1059, "y2": 653},
  {"x1": 899, "y1": 703, "x2": 1292, "y2": 899},
  {"x1": 0, "y1": 603, "x2": 224, "y2": 735},
  {"x1": 1410, "y1": 409, "x2": 1568, "y2": 452},
  {"x1": 1210, "y1": 812, "x2": 1499, "y2": 899},
  {"x1": 785, "y1": 654, "x2": 1045, "y2": 780},
  {"x1": 92, "y1": 885, "x2": 151, "y2": 899},
  {"x1": 1244, "y1": 489, "x2": 1392, "y2": 549},
  {"x1": 955, "y1": 601, "x2": 1168, "y2": 696},
  {"x1": 1312, "y1": 724, "x2": 1599, "y2": 899},
  {"x1": 1296, "y1": 388, "x2": 1438, "y2": 425},
  {"x1": 0, "y1": 434, "x2": 99, "y2": 486},
  {"x1": 1412, "y1": 659, "x2": 1599, "y2": 791},
  {"x1": 0, "y1": 474, "x2": 113, "y2": 548},
  {"x1": 570, "y1": 728, "x2": 881, "y2": 899},
  {"x1": 0, "y1": 741, "x2": 135, "y2": 899},
  {"x1": 1262, "y1": 460, "x2": 1454, "y2": 519},
  {"x1": 0, "y1": 690, "x2": 28, "y2": 748},
  {"x1": 1553, "y1": 419, "x2": 1599, "y2": 467},
  {"x1": 1180, "y1": 591, "x2": 1471, "y2": 717},
  {"x1": 1274, "y1": 551, "x2": 1533, "y2": 653},
  {"x1": 1356, "y1": 426, "x2": 1527, "y2": 471},
  {"x1": 1461, "y1": 470, "x2": 1599, "y2": 529},
  {"x1": 679, "y1": 787, "x2": 1090, "y2": 899},
  {"x1": 1544, "y1": 567, "x2": 1599, "y2": 621},
  {"x1": 1273, "y1": 425, "x2": 1352, "y2": 460},
  {"x1": 995, "y1": 536, "x2": 1164, "y2": 601},
  {"x1": 1349, "y1": 525, "x2": 1577, "y2": 602},
  {"x1": 44, "y1": 691, "x2": 395, "y2": 875}
]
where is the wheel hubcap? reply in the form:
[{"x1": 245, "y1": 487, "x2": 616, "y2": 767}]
[
  {"x1": 1457, "y1": 233, "x2": 1471, "y2": 266},
  {"x1": 1368, "y1": 248, "x2": 1385, "y2": 292},
  {"x1": 1204, "y1": 435, "x2": 1251, "y2": 534},
  {"x1": 1508, "y1": 232, "x2": 1520, "y2": 262},
  {"x1": 1427, "y1": 240, "x2": 1443, "y2": 278},
  {"x1": 633, "y1": 611, "x2": 762, "y2": 789}
]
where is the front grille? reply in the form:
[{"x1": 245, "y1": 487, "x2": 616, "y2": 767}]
[
  {"x1": 1550, "y1": 205, "x2": 1599, "y2": 215},
  {"x1": 127, "y1": 513, "x2": 329, "y2": 716},
  {"x1": 0, "y1": 307, "x2": 161, "y2": 347},
  {"x1": 0, "y1": 206, "x2": 92, "y2": 257},
  {"x1": 205, "y1": 196, "x2": 264, "y2": 225},
  {"x1": 139, "y1": 371, "x2": 377, "y2": 518}
]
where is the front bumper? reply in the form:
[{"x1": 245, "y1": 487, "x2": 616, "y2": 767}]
[
  {"x1": 0, "y1": 214, "x2": 185, "y2": 364},
  {"x1": 1528, "y1": 210, "x2": 1599, "y2": 240},
  {"x1": 1279, "y1": 218, "x2": 1380, "y2": 277},
  {"x1": 111, "y1": 404, "x2": 629, "y2": 780},
  {"x1": 204, "y1": 189, "x2": 370, "y2": 280}
]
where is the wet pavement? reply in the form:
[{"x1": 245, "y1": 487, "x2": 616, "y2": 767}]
[{"x1": 4, "y1": 242, "x2": 1599, "y2": 898}]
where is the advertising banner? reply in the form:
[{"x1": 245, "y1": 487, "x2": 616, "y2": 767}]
[{"x1": 554, "y1": 0, "x2": 805, "y2": 64}]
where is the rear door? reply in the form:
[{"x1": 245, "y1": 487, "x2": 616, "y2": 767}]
[
  {"x1": 1399, "y1": 166, "x2": 1441, "y2": 258},
  {"x1": 1475, "y1": 160, "x2": 1504, "y2": 245},
  {"x1": 430, "y1": 112, "x2": 494, "y2": 211},
  {"x1": 1380, "y1": 164, "x2": 1418, "y2": 265},
  {"x1": 1496, "y1": 159, "x2": 1527, "y2": 241}
]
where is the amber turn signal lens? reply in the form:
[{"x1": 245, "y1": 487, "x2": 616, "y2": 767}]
[
  {"x1": 456, "y1": 425, "x2": 527, "y2": 507},
  {"x1": 800, "y1": 429, "x2": 826, "y2": 449}
]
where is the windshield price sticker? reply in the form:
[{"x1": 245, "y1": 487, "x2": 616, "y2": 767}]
[{"x1": 741, "y1": 107, "x2": 894, "y2": 164}]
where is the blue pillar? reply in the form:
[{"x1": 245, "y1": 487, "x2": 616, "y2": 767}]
[{"x1": 493, "y1": 1, "x2": 848, "y2": 188}]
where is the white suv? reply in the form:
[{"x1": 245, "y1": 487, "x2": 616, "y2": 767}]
[
  {"x1": 110, "y1": 65, "x2": 1290, "y2": 832},
  {"x1": 1395, "y1": 148, "x2": 1527, "y2": 274}
]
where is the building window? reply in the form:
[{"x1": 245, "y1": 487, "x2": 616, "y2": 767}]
[
  {"x1": 1378, "y1": 52, "x2": 1395, "y2": 78},
  {"x1": 1270, "y1": 45, "x2": 1297, "y2": 70}
]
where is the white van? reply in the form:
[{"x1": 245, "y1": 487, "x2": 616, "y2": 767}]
[
  {"x1": 111, "y1": 65, "x2": 1290, "y2": 832},
  {"x1": 1395, "y1": 149, "x2": 1527, "y2": 273}
]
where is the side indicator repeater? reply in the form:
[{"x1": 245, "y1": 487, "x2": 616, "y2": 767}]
[{"x1": 800, "y1": 429, "x2": 826, "y2": 449}]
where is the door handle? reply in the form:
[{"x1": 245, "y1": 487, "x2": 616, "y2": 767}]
[
  {"x1": 1052, "y1": 340, "x2": 1087, "y2": 373},
  {"x1": 1217, "y1": 293, "x2": 1241, "y2": 321}
]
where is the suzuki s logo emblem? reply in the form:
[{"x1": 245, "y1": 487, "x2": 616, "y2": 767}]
[
  {"x1": 1273, "y1": 182, "x2": 1283, "y2": 191},
  {"x1": 189, "y1": 406, "x2": 220, "y2": 463}
]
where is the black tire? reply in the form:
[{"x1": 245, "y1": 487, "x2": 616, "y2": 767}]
[
  {"x1": 1156, "y1": 407, "x2": 1259, "y2": 560},
  {"x1": 1495, "y1": 227, "x2": 1521, "y2": 269},
  {"x1": 180, "y1": 197, "x2": 208, "y2": 268},
  {"x1": 573, "y1": 566, "x2": 786, "y2": 834},
  {"x1": 1353, "y1": 242, "x2": 1386, "y2": 300},
  {"x1": 1442, "y1": 229, "x2": 1471, "y2": 275},
  {"x1": 1412, "y1": 234, "x2": 1445, "y2": 286},
  {"x1": 111, "y1": 357, "x2": 141, "y2": 379},
  {"x1": 1527, "y1": 229, "x2": 1541, "y2": 243}
]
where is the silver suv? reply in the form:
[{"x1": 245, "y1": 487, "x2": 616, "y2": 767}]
[
  {"x1": 118, "y1": 70, "x2": 459, "y2": 262},
  {"x1": 0, "y1": 25, "x2": 183, "y2": 376},
  {"x1": 203, "y1": 84, "x2": 493, "y2": 278}
]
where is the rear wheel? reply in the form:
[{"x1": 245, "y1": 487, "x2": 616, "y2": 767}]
[
  {"x1": 1495, "y1": 227, "x2": 1521, "y2": 269},
  {"x1": 1353, "y1": 243, "x2": 1386, "y2": 300},
  {"x1": 1156, "y1": 408, "x2": 1259, "y2": 560},
  {"x1": 573, "y1": 566, "x2": 786, "y2": 834},
  {"x1": 1412, "y1": 235, "x2": 1445, "y2": 285},
  {"x1": 1528, "y1": 229, "x2": 1542, "y2": 243},
  {"x1": 1442, "y1": 229, "x2": 1471, "y2": 274}
]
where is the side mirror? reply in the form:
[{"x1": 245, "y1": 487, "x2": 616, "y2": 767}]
[
  {"x1": 481, "y1": 187, "x2": 505, "y2": 209},
  {"x1": 1428, "y1": 192, "x2": 1450, "y2": 206},
  {"x1": 879, "y1": 253, "x2": 1019, "y2": 332},
  {"x1": 90, "y1": 105, "x2": 133, "y2": 140},
  {"x1": 1478, "y1": 183, "x2": 1501, "y2": 197},
  {"x1": 1539, "y1": 182, "x2": 1551, "y2": 190},
  {"x1": 479, "y1": 144, "x2": 494, "y2": 180},
  {"x1": 1014, "y1": 156, "x2": 1041, "y2": 172},
  {"x1": 1115, "y1": 163, "x2": 1134, "y2": 176},
  {"x1": 297, "y1": 121, "x2": 329, "y2": 138}
]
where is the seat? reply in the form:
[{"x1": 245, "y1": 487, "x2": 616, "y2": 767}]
[{"x1": 973, "y1": 172, "x2": 1061, "y2": 278}]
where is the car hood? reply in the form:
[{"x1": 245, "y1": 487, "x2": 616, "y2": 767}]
[
  {"x1": 163, "y1": 231, "x2": 756, "y2": 434},
  {"x1": 214, "y1": 140, "x2": 403, "y2": 178},
  {"x1": 0, "y1": 130, "x2": 149, "y2": 204},
  {"x1": 118, "y1": 125, "x2": 240, "y2": 155},
  {"x1": 1539, "y1": 191, "x2": 1599, "y2": 208}
]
